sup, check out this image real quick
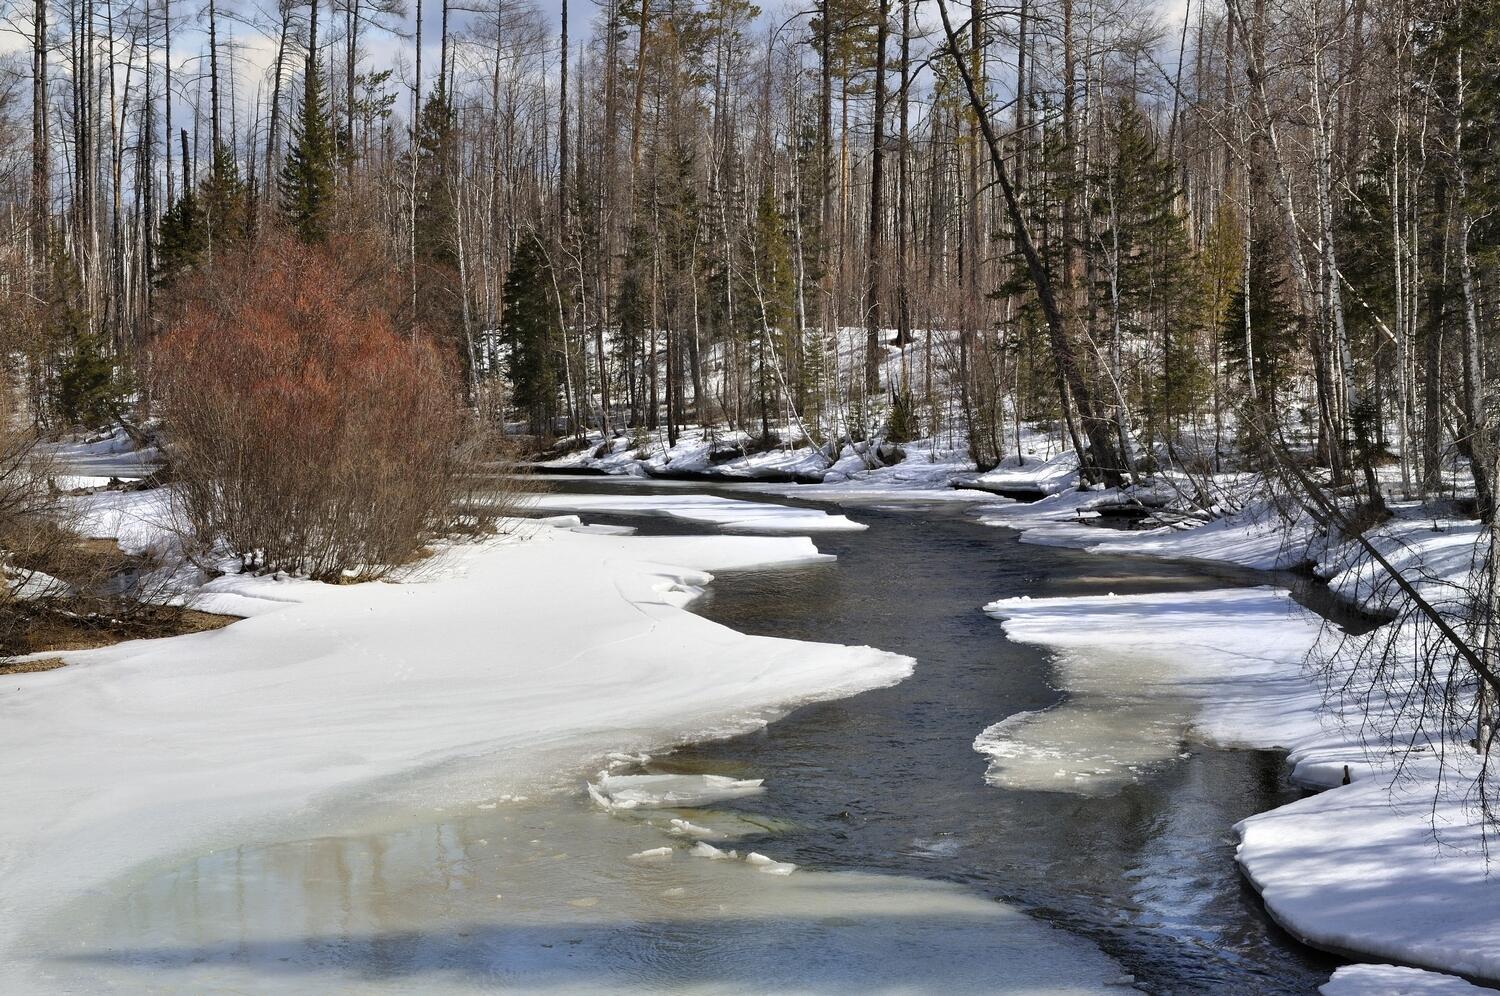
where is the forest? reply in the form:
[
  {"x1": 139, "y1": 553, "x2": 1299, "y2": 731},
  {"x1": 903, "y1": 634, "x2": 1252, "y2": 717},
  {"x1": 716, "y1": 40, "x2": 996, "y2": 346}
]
[
  {"x1": 2, "y1": 0, "x2": 1494, "y2": 496},
  {"x1": 2, "y1": 0, "x2": 1500, "y2": 989}
]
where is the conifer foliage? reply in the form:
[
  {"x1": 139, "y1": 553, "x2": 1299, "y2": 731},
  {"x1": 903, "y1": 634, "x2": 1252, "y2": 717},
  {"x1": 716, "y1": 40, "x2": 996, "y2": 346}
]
[
  {"x1": 500, "y1": 234, "x2": 560, "y2": 436},
  {"x1": 280, "y1": 0, "x2": 337, "y2": 243}
]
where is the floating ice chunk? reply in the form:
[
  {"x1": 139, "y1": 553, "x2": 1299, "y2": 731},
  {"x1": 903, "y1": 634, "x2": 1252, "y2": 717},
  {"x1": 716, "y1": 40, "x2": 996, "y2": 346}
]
[
  {"x1": 589, "y1": 773, "x2": 765, "y2": 810},
  {"x1": 566, "y1": 523, "x2": 637, "y2": 536},
  {"x1": 628, "y1": 846, "x2": 674, "y2": 861},
  {"x1": 745, "y1": 851, "x2": 797, "y2": 875},
  {"x1": 669, "y1": 817, "x2": 719, "y2": 839},
  {"x1": 690, "y1": 842, "x2": 731, "y2": 860},
  {"x1": 1320, "y1": 964, "x2": 1491, "y2": 995}
]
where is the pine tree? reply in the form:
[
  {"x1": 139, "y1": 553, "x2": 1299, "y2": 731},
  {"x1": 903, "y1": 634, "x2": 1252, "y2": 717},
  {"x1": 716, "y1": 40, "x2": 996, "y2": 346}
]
[
  {"x1": 749, "y1": 180, "x2": 795, "y2": 442},
  {"x1": 413, "y1": 89, "x2": 458, "y2": 267},
  {"x1": 500, "y1": 236, "x2": 560, "y2": 435},
  {"x1": 36, "y1": 247, "x2": 124, "y2": 428},
  {"x1": 1093, "y1": 99, "x2": 1204, "y2": 434},
  {"x1": 204, "y1": 141, "x2": 249, "y2": 249},
  {"x1": 155, "y1": 185, "x2": 206, "y2": 288},
  {"x1": 411, "y1": 88, "x2": 466, "y2": 362},
  {"x1": 1222, "y1": 226, "x2": 1296, "y2": 409},
  {"x1": 280, "y1": 6, "x2": 337, "y2": 243}
]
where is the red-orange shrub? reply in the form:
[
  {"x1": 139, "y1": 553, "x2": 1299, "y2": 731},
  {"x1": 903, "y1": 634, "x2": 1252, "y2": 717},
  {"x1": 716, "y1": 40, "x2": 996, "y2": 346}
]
[{"x1": 154, "y1": 237, "x2": 465, "y2": 581}]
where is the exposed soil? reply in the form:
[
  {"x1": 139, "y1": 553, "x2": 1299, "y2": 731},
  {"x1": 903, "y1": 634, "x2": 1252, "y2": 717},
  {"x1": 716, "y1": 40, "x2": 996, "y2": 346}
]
[
  {"x1": 3, "y1": 532, "x2": 240, "y2": 673},
  {"x1": 1, "y1": 606, "x2": 240, "y2": 675},
  {"x1": 0, "y1": 656, "x2": 66, "y2": 676}
]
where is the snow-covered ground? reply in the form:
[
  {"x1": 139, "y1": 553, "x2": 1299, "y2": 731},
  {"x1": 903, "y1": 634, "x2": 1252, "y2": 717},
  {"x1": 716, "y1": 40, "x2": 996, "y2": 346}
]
[
  {"x1": 975, "y1": 505, "x2": 1500, "y2": 991},
  {"x1": 3, "y1": 457, "x2": 1143, "y2": 992},
  {"x1": 542, "y1": 421, "x2": 1071, "y2": 499},
  {"x1": 1322, "y1": 964, "x2": 1497, "y2": 995},
  {"x1": 40, "y1": 426, "x2": 161, "y2": 481},
  {"x1": 0, "y1": 494, "x2": 937, "y2": 989}
]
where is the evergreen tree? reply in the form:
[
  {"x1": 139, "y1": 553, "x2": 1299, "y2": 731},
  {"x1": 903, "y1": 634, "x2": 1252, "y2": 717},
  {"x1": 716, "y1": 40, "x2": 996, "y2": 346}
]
[
  {"x1": 280, "y1": 12, "x2": 337, "y2": 243},
  {"x1": 1093, "y1": 99, "x2": 1205, "y2": 432},
  {"x1": 36, "y1": 247, "x2": 124, "y2": 428},
  {"x1": 749, "y1": 180, "x2": 795, "y2": 441},
  {"x1": 1222, "y1": 226, "x2": 1296, "y2": 408},
  {"x1": 500, "y1": 236, "x2": 560, "y2": 435},
  {"x1": 414, "y1": 89, "x2": 458, "y2": 267},
  {"x1": 411, "y1": 88, "x2": 466, "y2": 366},
  {"x1": 204, "y1": 140, "x2": 250, "y2": 249},
  {"x1": 155, "y1": 185, "x2": 206, "y2": 288}
]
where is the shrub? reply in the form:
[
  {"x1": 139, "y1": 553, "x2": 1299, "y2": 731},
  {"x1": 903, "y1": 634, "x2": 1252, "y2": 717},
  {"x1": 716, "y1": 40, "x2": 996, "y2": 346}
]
[
  {"x1": 0, "y1": 428, "x2": 69, "y2": 656},
  {"x1": 153, "y1": 236, "x2": 467, "y2": 581}
]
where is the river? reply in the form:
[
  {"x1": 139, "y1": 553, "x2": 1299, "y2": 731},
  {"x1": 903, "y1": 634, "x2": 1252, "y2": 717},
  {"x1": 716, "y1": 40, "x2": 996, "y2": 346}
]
[{"x1": 43, "y1": 477, "x2": 1354, "y2": 994}]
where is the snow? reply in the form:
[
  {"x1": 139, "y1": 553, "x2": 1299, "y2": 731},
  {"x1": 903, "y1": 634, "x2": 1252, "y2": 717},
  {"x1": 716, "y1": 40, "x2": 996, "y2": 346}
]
[
  {"x1": 966, "y1": 449, "x2": 1081, "y2": 496},
  {"x1": 1236, "y1": 759, "x2": 1500, "y2": 983},
  {"x1": 980, "y1": 580, "x2": 1500, "y2": 986},
  {"x1": 529, "y1": 492, "x2": 868, "y2": 532},
  {"x1": 1321, "y1": 964, "x2": 1495, "y2": 995},
  {"x1": 978, "y1": 588, "x2": 1330, "y2": 794},
  {"x1": 0, "y1": 515, "x2": 915, "y2": 987},
  {"x1": 1084, "y1": 504, "x2": 1323, "y2": 571},
  {"x1": 543, "y1": 425, "x2": 831, "y2": 482},
  {"x1": 65, "y1": 486, "x2": 176, "y2": 555},
  {"x1": 39, "y1": 427, "x2": 161, "y2": 481}
]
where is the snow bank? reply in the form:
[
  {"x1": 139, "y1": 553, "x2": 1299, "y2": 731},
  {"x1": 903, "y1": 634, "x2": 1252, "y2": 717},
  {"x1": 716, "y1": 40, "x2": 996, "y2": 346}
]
[
  {"x1": 1321, "y1": 964, "x2": 1495, "y2": 995},
  {"x1": 544, "y1": 425, "x2": 830, "y2": 481},
  {"x1": 977, "y1": 481, "x2": 1323, "y2": 572},
  {"x1": 967, "y1": 449, "x2": 1081, "y2": 496},
  {"x1": 530, "y1": 492, "x2": 867, "y2": 532},
  {"x1": 0, "y1": 520, "x2": 913, "y2": 982},
  {"x1": 40, "y1": 427, "x2": 161, "y2": 481},
  {"x1": 982, "y1": 583, "x2": 1500, "y2": 986},
  {"x1": 978, "y1": 589, "x2": 1329, "y2": 793},
  {"x1": 65, "y1": 486, "x2": 176, "y2": 555},
  {"x1": 1237, "y1": 760, "x2": 1500, "y2": 983}
]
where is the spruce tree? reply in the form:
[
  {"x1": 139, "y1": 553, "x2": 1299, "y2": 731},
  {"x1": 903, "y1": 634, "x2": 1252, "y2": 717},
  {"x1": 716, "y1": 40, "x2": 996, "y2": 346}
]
[
  {"x1": 500, "y1": 236, "x2": 560, "y2": 436},
  {"x1": 280, "y1": 1, "x2": 336, "y2": 243},
  {"x1": 204, "y1": 140, "x2": 249, "y2": 249},
  {"x1": 155, "y1": 185, "x2": 206, "y2": 288},
  {"x1": 1222, "y1": 226, "x2": 1295, "y2": 409},
  {"x1": 38, "y1": 247, "x2": 123, "y2": 428}
]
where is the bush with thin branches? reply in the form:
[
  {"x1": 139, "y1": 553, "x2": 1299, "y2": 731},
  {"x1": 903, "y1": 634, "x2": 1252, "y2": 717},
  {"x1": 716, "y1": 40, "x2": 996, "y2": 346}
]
[{"x1": 154, "y1": 237, "x2": 470, "y2": 581}]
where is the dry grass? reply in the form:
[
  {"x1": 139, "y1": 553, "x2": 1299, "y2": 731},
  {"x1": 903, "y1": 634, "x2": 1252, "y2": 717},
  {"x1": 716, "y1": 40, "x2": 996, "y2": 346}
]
[
  {"x1": 0, "y1": 657, "x2": 66, "y2": 676},
  {"x1": 18, "y1": 605, "x2": 238, "y2": 654}
]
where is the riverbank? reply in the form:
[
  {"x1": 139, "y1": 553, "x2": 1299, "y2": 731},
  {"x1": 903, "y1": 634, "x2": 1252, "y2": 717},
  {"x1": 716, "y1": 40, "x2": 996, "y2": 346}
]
[{"x1": 0, "y1": 493, "x2": 945, "y2": 988}]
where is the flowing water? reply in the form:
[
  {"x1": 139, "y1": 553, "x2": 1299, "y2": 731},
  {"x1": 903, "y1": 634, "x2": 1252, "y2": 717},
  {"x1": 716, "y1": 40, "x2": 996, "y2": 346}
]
[{"x1": 39, "y1": 478, "x2": 1358, "y2": 994}]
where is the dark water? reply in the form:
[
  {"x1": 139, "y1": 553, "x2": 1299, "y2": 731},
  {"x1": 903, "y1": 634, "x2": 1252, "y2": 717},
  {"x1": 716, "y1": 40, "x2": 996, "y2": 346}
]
[{"x1": 538, "y1": 478, "x2": 1347, "y2": 995}]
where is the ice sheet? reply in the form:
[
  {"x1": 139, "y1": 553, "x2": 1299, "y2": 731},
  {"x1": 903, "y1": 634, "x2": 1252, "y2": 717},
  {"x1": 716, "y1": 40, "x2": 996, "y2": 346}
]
[{"x1": 530, "y1": 492, "x2": 867, "y2": 532}]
